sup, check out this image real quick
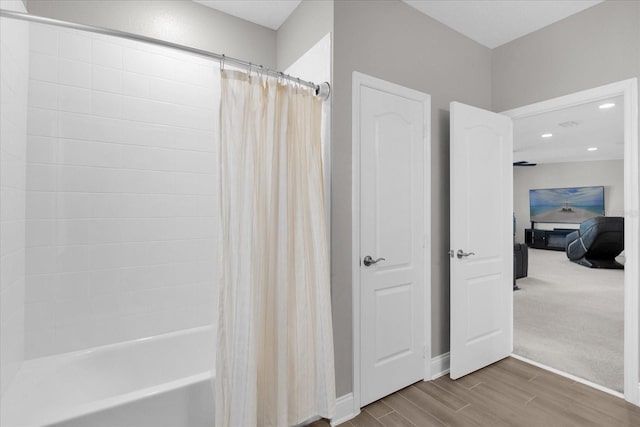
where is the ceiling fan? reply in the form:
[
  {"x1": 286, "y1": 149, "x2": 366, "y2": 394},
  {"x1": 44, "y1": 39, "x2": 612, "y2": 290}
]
[{"x1": 513, "y1": 161, "x2": 537, "y2": 167}]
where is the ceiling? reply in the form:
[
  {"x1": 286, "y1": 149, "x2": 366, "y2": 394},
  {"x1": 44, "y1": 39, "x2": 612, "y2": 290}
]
[
  {"x1": 192, "y1": 0, "x2": 301, "y2": 30},
  {"x1": 403, "y1": 0, "x2": 603, "y2": 48},
  {"x1": 193, "y1": 1, "x2": 604, "y2": 47},
  {"x1": 513, "y1": 96, "x2": 624, "y2": 165}
]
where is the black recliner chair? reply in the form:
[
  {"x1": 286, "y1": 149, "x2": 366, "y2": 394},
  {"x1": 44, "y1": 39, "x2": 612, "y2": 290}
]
[
  {"x1": 565, "y1": 216, "x2": 624, "y2": 269},
  {"x1": 514, "y1": 243, "x2": 528, "y2": 280}
]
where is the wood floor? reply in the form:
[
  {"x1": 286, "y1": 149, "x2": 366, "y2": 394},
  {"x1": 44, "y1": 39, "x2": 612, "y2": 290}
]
[{"x1": 310, "y1": 357, "x2": 640, "y2": 426}]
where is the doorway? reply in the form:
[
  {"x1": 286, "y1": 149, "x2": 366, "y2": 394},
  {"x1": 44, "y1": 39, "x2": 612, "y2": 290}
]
[
  {"x1": 511, "y1": 96, "x2": 624, "y2": 393},
  {"x1": 502, "y1": 78, "x2": 639, "y2": 405}
]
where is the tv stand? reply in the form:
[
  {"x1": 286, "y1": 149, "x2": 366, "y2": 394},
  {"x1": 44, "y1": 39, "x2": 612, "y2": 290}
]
[{"x1": 524, "y1": 228, "x2": 576, "y2": 251}]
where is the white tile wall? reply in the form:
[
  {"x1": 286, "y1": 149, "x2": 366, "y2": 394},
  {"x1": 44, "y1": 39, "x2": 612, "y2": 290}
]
[
  {"x1": 24, "y1": 23, "x2": 220, "y2": 358},
  {"x1": 0, "y1": 0, "x2": 28, "y2": 398}
]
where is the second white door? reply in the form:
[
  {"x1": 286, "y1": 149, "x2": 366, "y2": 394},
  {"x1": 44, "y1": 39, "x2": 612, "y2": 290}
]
[
  {"x1": 355, "y1": 73, "x2": 430, "y2": 406},
  {"x1": 449, "y1": 101, "x2": 513, "y2": 379}
]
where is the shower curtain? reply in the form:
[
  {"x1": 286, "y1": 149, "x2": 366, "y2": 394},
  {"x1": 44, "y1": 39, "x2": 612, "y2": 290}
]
[{"x1": 216, "y1": 70, "x2": 335, "y2": 427}]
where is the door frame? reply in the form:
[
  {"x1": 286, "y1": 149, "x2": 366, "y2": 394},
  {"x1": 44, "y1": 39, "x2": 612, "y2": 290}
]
[
  {"x1": 351, "y1": 71, "x2": 432, "y2": 413},
  {"x1": 501, "y1": 78, "x2": 639, "y2": 405}
]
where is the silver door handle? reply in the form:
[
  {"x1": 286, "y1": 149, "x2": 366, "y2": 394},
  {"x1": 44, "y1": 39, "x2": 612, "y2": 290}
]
[
  {"x1": 456, "y1": 249, "x2": 475, "y2": 259},
  {"x1": 363, "y1": 255, "x2": 386, "y2": 266}
]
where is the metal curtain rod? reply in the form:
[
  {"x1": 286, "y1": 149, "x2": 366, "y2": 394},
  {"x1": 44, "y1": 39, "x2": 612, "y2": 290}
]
[{"x1": 0, "y1": 9, "x2": 331, "y2": 100}]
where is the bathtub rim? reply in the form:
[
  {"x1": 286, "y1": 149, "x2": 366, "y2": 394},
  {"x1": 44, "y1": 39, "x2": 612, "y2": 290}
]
[
  {"x1": 2, "y1": 325, "x2": 215, "y2": 427},
  {"x1": 45, "y1": 372, "x2": 213, "y2": 427},
  {"x1": 27, "y1": 325, "x2": 215, "y2": 367}
]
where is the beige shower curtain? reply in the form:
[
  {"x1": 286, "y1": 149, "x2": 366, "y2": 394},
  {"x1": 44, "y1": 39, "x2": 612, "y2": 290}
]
[{"x1": 216, "y1": 70, "x2": 335, "y2": 427}]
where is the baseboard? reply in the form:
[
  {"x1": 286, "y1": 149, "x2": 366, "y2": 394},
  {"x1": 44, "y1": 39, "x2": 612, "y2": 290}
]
[
  {"x1": 430, "y1": 352, "x2": 450, "y2": 379},
  {"x1": 298, "y1": 416, "x2": 321, "y2": 427},
  {"x1": 628, "y1": 383, "x2": 640, "y2": 406},
  {"x1": 331, "y1": 393, "x2": 359, "y2": 426},
  {"x1": 329, "y1": 354, "x2": 450, "y2": 426}
]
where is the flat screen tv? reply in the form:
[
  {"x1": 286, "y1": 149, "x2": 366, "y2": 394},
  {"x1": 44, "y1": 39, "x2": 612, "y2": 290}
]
[{"x1": 529, "y1": 186, "x2": 604, "y2": 224}]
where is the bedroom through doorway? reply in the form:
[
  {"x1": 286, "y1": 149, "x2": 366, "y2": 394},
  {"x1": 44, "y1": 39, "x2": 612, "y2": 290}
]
[{"x1": 506, "y1": 84, "x2": 634, "y2": 397}]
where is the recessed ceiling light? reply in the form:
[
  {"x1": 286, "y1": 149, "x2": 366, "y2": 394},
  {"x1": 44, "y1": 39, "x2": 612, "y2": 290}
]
[
  {"x1": 599, "y1": 103, "x2": 615, "y2": 109},
  {"x1": 541, "y1": 133, "x2": 553, "y2": 138},
  {"x1": 587, "y1": 147, "x2": 598, "y2": 151}
]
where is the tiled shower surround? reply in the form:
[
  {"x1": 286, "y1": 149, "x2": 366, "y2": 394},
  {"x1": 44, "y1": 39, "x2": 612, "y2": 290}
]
[
  {"x1": 24, "y1": 23, "x2": 219, "y2": 358},
  {"x1": 0, "y1": 0, "x2": 29, "y2": 396}
]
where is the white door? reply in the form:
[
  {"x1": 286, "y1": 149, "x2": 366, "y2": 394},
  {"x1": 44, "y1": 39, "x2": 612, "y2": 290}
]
[
  {"x1": 449, "y1": 101, "x2": 513, "y2": 379},
  {"x1": 356, "y1": 73, "x2": 430, "y2": 406}
]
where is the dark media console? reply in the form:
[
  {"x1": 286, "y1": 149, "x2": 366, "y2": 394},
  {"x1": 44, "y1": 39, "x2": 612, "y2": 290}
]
[{"x1": 524, "y1": 228, "x2": 576, "y2": 251}]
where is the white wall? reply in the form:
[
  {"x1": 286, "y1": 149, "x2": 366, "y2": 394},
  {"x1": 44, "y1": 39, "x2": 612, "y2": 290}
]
[
  {"x1": 514, "y1": 160, "x2": 624, "y2": 244},
  {"x1": 24, "y1": 22, "x2": 219, "y2": 358},
  {"x1": 0, "y1": 0, "x2": 29, "y2": 398},
  {"x1": 276, "y1": 0, "x2": 333, "y2": 71},
  {"x1": 284, "y1": 33, "x2": 331, "y2": 88}
]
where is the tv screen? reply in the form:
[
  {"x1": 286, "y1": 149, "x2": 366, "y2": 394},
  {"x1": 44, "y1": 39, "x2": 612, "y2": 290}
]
[{"x1": 529, "y1": 186, "x2": 605, "y2": 224}]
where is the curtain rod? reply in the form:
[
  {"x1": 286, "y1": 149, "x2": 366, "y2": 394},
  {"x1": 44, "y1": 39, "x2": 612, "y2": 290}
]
[{"x1": 0, "y1": 9, "x2": 331, "y2": 100}]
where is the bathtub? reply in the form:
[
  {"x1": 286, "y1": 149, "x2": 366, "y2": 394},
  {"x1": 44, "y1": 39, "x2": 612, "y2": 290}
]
[{"x1": 1, "y1": 326, "x2": 215, "y2": 427}]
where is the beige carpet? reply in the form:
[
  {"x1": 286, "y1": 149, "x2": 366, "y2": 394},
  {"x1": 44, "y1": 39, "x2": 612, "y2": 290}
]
[{"x1": 514, "y1": 248, "x2": 624, "y2": 392}]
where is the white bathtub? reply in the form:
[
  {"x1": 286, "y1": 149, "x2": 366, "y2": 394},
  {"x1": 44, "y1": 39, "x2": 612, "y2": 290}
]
[{"x1": 1, "y1": 326, "x2": 215, "y2": 427}]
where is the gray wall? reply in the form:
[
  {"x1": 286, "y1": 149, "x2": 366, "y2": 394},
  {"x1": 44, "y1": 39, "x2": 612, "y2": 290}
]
[
  {"x1": 514, "y1": 160, "x2": 625, "y2": 244},
  {"x1": 25, "y1": 0, "x2": 277, "y2": 68},
  {"x1": 276, "y1": 0, "x2": 333, "y2": 71},
  {"x1": 492, "y1": 0, "x2": 640, "y2": 112},
  {"x1": 331, "y1": 0, "x2": 492, "y2": 397}
]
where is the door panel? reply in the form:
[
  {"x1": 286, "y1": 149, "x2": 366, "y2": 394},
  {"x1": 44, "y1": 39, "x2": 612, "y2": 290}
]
[
  {"x1": 375, "y1": 113, "x2": 413, "y2": 266},
  {"x1": 374, "y1": 283, "x2": 413, "y2": 363},
  {"x1": 449, "y1": 102, "x2": 513, "y2": 380},
  {"x1": 359, "y1": 81, "x2": 429, "y2": 406}
]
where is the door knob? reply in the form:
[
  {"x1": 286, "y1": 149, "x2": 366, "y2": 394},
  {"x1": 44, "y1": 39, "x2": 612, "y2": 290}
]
[
  {"x1": 456, "y1": 249, "x2": 475, "y2": 259},
  {"x1": 363, "y1": 255, "x2": 386, "y2": 266}
]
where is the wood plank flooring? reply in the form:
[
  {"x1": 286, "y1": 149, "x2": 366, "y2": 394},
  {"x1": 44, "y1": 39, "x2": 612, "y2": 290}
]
[{"x1": 309, "y1": 357, "x2": 640, "y2": 426}]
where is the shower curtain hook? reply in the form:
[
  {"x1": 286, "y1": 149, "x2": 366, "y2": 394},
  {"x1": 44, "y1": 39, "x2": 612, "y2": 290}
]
[
  {"x1": 220, "y1": 54, "x2": 225, "y2": 71},
  {"x1": 247, "y1": 62, "x2": 252, "y2": 78},
  {"x1": 260, "y1": 66, "x2": 267, "y2": 87}
]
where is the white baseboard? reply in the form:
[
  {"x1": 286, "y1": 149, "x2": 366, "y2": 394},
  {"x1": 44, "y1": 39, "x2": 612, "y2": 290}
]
[
  {"x1": 330, "y1": 353, "x2": 450, "y2": 426},
  {"x1": 297, "y1": 416, "x2": 321, "y2": 427},
  {"x1": 430, "y1": 352, "x2": 450, "y2": 380},
  {"x1": 331, "y1": 393, "x2": 359, "y2": 426}
]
